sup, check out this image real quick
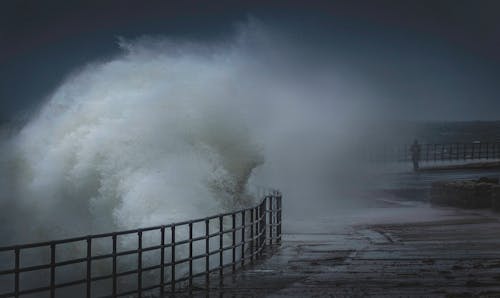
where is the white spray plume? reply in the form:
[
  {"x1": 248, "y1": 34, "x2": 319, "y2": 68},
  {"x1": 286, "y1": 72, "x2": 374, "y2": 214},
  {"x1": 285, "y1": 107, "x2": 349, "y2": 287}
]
[{"x1": 1, "y1": 19, "x2": 379, "y2": 245}]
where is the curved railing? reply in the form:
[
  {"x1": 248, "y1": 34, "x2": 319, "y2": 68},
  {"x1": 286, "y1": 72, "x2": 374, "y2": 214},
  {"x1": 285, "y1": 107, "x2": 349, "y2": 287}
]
[{"x1": 0, "y1": 191, "x2": 282, "y2": 297}]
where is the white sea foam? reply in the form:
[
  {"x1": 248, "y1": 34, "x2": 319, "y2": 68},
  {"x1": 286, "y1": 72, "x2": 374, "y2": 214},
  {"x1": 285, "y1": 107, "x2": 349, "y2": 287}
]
[
  {"x1": 0, "y1": 20, "x2": 396, "y2": 293},
  {"x1": 0, "y1": 19, "x2": 379, "y2": 248},
  {"x1": 3, "y1": 39, "x2": 262, "y2": 244}
]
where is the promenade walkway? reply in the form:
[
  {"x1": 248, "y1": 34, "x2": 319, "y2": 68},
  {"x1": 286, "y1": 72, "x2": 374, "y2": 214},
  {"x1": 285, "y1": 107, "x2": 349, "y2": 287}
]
[{"x1": 193, "y1": 169, "x2": 500, "y2": 297}]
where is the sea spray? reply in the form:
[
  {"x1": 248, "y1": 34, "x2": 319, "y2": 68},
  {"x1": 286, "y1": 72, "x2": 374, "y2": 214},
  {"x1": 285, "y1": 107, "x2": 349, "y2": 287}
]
[
  {"x1": 4, "y1": 39, "x2": 266, "y2": 244},
  {"x1": 0, "y1": 20, "x2": 381, "y2": 292}
]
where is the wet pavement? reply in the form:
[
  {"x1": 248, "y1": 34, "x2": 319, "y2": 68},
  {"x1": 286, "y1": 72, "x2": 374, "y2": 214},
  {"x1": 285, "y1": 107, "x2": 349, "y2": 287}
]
[
  {"x1": 189, "y1": 168, "x2": 500, "y2": 297},
  {"x1": 189, "y1": 208, "x2": 500, "y2": 297}
]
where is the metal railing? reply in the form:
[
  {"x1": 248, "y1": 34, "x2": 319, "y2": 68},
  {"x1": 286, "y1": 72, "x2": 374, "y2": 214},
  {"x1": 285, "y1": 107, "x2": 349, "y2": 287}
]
[
  {"x1": 371, "y1": 142, "x2": 500, "y2": 163},
  {"x1": 0, "y1": 191, "x2": 282, "y2": 297}
]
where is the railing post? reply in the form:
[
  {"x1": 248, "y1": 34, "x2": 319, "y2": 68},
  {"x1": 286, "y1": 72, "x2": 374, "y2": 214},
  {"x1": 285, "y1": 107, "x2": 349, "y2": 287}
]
[
  {"x1": 50, "y1": 242, "x2": 55, "y2": 298},
  {"x1": 255, "y1": 206, "x2": 260, "y2": 258},
  {"x1": 241, "y1": 210, "x2": 245, "y2": 267},
  {"x1": 14, "y1": 247, "x2": 19, "y2": 298},
  {"x1": 250, "y1": 208, "x2": 254, "y2": 263},
  {"x1": 434, "y1": 144, "x2": 437, "y2": 162},
  {"x1": 205, "y1": 219, "x2": 210, "y2": 287},
  {"x1": 137, "y1": 230, "x2": 143, "y2": 298},
  {"x1": 267, "y1": 193, "x2": 274, "y2": 245},
  {"x1": 112, "y1": 234, "x2": 117, "y2": 297},
  {"x1": 219, "y1": 215, "x2": 223, "y2": 281},
  {"x1": 277, "y1": 193, "x2": 282, "y2": 244},
  {"x1": 171, "y1": 225, "x2": 176, "y2": 293},
  {"x1": 86, "y1": 237, "x2": 92, "y2": 298},
  {"x1": 232, "y1": 213, "x2": 236, "y2": 272},
  {"x1": 160, "y1": 226, "x2": 165, "y2": 297},
  {"x1": 269, "y1": 196, "x2": 276, "y2": 245},
  {"x1": 261, "y1": 198, "x2": 267, "y2": 255},
  {"x1": 189, "y1": 222, "x2": 193, "y2": 289}
]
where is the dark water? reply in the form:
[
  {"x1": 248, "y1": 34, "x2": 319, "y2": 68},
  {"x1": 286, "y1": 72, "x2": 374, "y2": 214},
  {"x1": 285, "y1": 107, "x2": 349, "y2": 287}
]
[{"x1": 411, "y1": 121, "x2": 500, "y2": 144}]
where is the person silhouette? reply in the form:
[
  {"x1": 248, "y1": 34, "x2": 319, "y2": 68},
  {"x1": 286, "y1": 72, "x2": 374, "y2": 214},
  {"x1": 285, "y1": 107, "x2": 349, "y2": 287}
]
[{"x1": 410, "y1": 139, "x2": 421, "y2": 171}]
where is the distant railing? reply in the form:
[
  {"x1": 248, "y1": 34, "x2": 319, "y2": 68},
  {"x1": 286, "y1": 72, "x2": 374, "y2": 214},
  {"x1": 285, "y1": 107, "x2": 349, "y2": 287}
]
[
  {"x1": 370, "y1": 142, "x2": 500, "y2": 163},
  {"x1": 0, "y1": 191, "x2": 282, "y2": 297}
]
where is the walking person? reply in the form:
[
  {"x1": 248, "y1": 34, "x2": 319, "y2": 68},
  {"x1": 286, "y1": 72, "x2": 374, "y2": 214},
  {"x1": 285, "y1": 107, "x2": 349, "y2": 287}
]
[{"x1": 410, "y1": 139, "x2": 421, "y2": 171}]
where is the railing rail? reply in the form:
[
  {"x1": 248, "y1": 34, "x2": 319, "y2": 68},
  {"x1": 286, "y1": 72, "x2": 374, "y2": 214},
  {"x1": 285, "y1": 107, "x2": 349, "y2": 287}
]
[
  {"x1": 0, "y1": 191, "x2": 282, "y2": 297},
  {"x1": 370, "y1": 142, "x2": 500, "y2": 163}
]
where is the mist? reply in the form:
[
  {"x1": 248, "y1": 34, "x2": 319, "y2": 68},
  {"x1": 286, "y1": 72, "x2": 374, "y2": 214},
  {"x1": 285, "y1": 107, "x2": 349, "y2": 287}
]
[
  {"x1": 0, "y1": 19, "x2": 382, "y2": 246},
  {"x1": 1, "y1": 13, "x2": 498, "y2": 247},
  {"x1": 1, "y1": 2, "x2": 500, "y2": 294}
]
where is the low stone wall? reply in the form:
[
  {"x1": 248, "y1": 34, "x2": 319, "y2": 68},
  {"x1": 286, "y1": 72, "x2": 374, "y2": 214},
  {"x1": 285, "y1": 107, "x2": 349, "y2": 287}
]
[{"x1": 431, "y1": 177, "x2": 500, "y2": 210}]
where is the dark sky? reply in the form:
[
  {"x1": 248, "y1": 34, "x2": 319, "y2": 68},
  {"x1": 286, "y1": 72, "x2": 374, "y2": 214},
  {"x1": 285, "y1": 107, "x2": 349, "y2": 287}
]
[{"x1": 1, "y1": 0, "x2": 500, "y2": 122}]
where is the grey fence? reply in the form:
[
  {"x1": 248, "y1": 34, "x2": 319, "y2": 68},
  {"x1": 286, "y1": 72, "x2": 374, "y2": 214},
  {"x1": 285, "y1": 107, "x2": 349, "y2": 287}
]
[
  {"x1": 371, "y1": 142, "x2": 500, "y2": 163},
  {"x1": 0, "y1": 191, "x2": 282, "y2": 297}
]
